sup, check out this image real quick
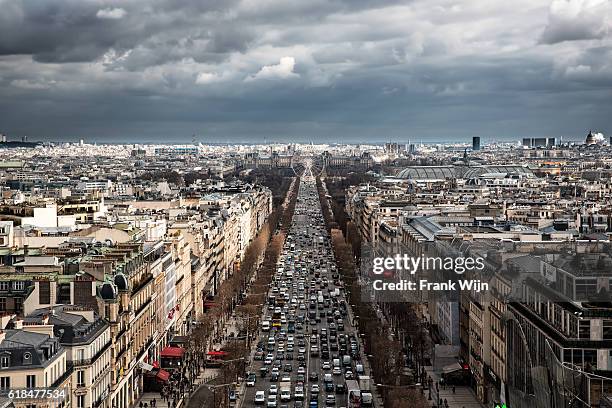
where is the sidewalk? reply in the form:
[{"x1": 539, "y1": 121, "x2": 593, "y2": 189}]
[
  {"x1": 424, "y1": 366, "x2": 484, "y2": 408},
  {"x1": 138, "y1": 392, "x2": 183, "y2": 408}
]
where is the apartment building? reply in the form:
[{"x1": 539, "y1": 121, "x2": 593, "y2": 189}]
[
  {"x1": 18, "y1": 306, "x2": 113, "y2": 408},
  {"x1": 0, "y1": 327, "x2": 71, "y2": 408}
]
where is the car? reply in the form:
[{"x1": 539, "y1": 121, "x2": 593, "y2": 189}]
[
  {"x1": 325, "y1": 382, "x2": 334, "y2": 393},
  {"x1": 247, "y1": 373, "x2": 257, "y2": 386},
  {"x1": 325, "y1": 394, "x2": 336, "y2": 406},
  {"x1": 270, "y1": 385, "x2": 279, "y2": 395},
  {"x1": 332, "y1": 367, "x2": 341, "y2": 376},
  {"x1": 284, "y1": 364, "x2": 293, "y2": 372},
  {"x1": 255, "y1": 391, "x2": 266, "y2": 405},
  {"x1": 297, "y1": 366, "x2": 305, "y2": 375},
  {"x1": 268, "y1": 394, "x2": 278, "y2": 407},
  {"x1": 335, "y1": 383, "x2": 345, "y2": 394},
  {"x1": 344, "y1": 370, "x2": 354, "y2": 380},
  {"x1": 322, "y1": 361, "x2": 331, "y2": 370},
  {"x1": 311, "y1": 384, "x2": 320, "y2": 395},
  {"x1": 294, "y1": 386, "x2": 305, "y2": 400},
  {"x1": 281, "y1": 389, "x2": 292, "y2": 402}
]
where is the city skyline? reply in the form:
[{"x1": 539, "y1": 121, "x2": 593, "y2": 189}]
[{"x1": 0, "y1": 0, "x2": 611, "y2": 142}]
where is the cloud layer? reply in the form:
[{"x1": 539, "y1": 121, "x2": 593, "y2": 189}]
[{"x1": 0, "y1": 0, "x2": 610, "y2": 142}]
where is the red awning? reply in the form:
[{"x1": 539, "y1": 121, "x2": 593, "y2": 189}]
[
  {"x1": 156, "y1": 369, "x2": 170, "y2": 382},
  {"x1": 207, "y1": 351, "x2": 229, "y2": 356},
  {"x1": 160, "y1": 346, "x2": 185, "y2": 358},
  {"x1": 152, "y1": 361, "x2": 160, "y2": 369}
]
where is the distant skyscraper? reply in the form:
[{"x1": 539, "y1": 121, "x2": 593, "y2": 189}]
[
  {"x1": 533, "y1": 137, "x2": 547, "y2": 147},
  {"x1": 547, "y1": 137, "x2": 556, "y2": 148},
  {"x1": 522, "y1": 137, "x2": 548, "y2": 148},
  {"x1": 0, "y1": 134, "x2": 6, "y2": 143},
  {"x1": 472, "y1": 136, "x2": 481, "y2": 151},
  {"x1": 21, "y1": 135, "x2": 27, "y2": 142}
]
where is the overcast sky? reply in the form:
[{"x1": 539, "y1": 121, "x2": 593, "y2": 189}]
[{"x1": 0, "y1": 0, "x2": 610, "y2": 143}]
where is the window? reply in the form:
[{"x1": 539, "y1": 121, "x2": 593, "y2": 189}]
[
  {"x1": 39, "y1": 281, "x2": 51, "y2": 304},
  {"x1": 13, "y1": 281, "x2": 25, "y2": 291},
  {"x1": 0, "y1": 355, "x2": 9, "y2": 368},
  {"x1": 77, "y1": 395, "x2": 85, "y2": 408},
  {"x1": 579, "y1": 320, "x2": 591, "y2": 339},
  {"x1": 0, "y1": 282, "x2": 8, "y2": 291},
  {"x1": 77, "y1": 370, "x2": 85, "y2": 387},
  {"x1": 14, "y1": 297, "x2": 23, "y2": 313},
  {"x1": 0, "y1": 377, "x2": 9, "y2": 389},
  {"x1": 604, "y1": 321, "x2": 612, "y2": 340},
  {"x1": 0, "y1": 298, "x2": 5, "y2": 312},
  {"x1": 26, "y1": 374, "x2": 36, "y2": 388}
]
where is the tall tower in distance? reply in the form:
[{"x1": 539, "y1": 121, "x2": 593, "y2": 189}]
[{"x1": 472, "y1": 136, "x2": 481, "y2": 151}]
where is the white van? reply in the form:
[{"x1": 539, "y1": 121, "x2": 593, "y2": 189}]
[{"x1": 262, "y1": 321, "x2": 271, "y2": 331}]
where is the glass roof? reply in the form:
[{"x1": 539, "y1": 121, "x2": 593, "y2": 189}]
[{"x1": 397, "y1": 165, "x2": 533, "y2": 180}]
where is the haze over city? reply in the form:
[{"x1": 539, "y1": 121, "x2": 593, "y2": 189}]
[{"x1": 1, "y1": 0, "x2": 611, "y2": 142}]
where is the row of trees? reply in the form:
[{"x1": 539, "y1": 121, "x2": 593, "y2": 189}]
[
  {"x1": 186, "y1": 177, "x2": 300, "y2": 408},
  {"x1": 317, "y1": 176, "x2": 430, "y2": 408}
]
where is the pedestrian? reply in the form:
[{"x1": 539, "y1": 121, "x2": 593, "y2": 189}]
[
  {"x1": 139, "y1": 402, "x2": 143, "y2": 408},
  {"x1": 452, "y1": 385, "x2": 456, "y2": 394},
  {"x1": 152, "y1": 398, "x2": 156, "y2": 407}
]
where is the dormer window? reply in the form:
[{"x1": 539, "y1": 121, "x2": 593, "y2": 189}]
[
  {"x1": 0, "y1": 355, "x2": 9, "y2": 368},
  {"x1": 23, "y1": 352, "x2": 32, "y2": 365}
]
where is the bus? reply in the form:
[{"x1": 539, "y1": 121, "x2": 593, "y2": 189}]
[{"x1": 272, "y1": 308, "x2": 282, "y2": 328}]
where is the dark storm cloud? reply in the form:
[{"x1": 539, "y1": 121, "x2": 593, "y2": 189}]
[
  {"x1": 0, "y1": 0, "x2": 611, "y2": 142},
  {"x1": 0, "y1": 0, "x2": 244, "y2": 63}
]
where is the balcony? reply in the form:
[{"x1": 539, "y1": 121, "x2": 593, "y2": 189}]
[
  {"x1": 73, "y1": 341, "x2": 112, "y2": 367},
  {"x1": 134, "y1": 297, "x2": 152, "y2": 318},
  {"x1": 52, "y1": 363, "x2": 74, "y2": 388},
  {"x1": 92, "y1": 386, "x2": 110, "y2": 408},
  {"x1": 131, "y1": 273, "x2": 153, "y2": 296}
]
